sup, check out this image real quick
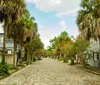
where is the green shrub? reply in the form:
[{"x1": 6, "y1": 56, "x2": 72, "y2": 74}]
[
  {"x1": 70, "y1": 59, "x2": 74, "y2": 65},
  {"x1": 68, "y1": 59, "x2": 75, "y2": 65},
  {"x1": 59, "y1": 56, "x2": 64, "y2": 61},
  {"x1": 33, "y1": 57, "x2": 36, "y2": 62},
  {"x1": 0, "y1": 62, "x2": 13, "y2": 76}
]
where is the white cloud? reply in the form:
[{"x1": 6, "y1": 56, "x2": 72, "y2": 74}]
[
  {"x1": 34, "y1": 20, "x2": 38, "y2": 23},
  {"x1": 49, "y1": 0, "x2": 61, "y2": 6},
  {"x1": 59, "y1": 20, "x2": 67, "y2": 30},
  {"x1": 25, "y1": 0, "x2": 80, "y2": 48},
  {"x1": 26, "y1": 0, "x2": 81, "y2": 13},
  {"x1": 25, "y1": 0, "x2": 37, "y2": 3},
  {"x1": 56, "y1": 7, "x2": 80, "y2": 18},
  {"x1": 38, "y1": 25, "x2": 63, "y2": 48},
  {"x1": 41, "y1": 39, "x2": 50, "y2": 49},
  {"x1": 73, "y1": 18, "x2": 76, "y2": 21}
]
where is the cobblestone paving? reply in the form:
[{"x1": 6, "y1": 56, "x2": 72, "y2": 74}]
[{"x1": 0, "y1": 58, "x2": 100, "y2": 85}]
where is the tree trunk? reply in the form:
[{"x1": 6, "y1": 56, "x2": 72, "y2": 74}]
[
  {"x1": 26, "y1": 46, "x2": 29, "y2": 64},
  {"x1": 27, "y1": 48, "x2": 29, "y2": 64},
  {"x1": 2, "y1": 21, "x2": 7, "y2": 64},
  {"x1": 13, "y1": 39, "x2": 17, "y2": 67},
  {"x1": 28, "y1": 48, "x2": 30, "y2": 63},
  {"x1": 31, "y1": 53, "x2": 33, "y2": 62},
  {"x1": 25, "y1": 47, "x2": 27, "y2": 61},
  {"x1": 20, "y1": 44, "x2": 23, "y2": 62}
]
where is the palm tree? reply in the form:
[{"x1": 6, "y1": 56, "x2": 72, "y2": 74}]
[
  {"x1": 24, "y1": 20, "x2": 36, "y2": 63},
  {"x1": 17, "y1": 11, "x2": 34, "y2": 63},
  {"x1": 0, "y1": 0, "x2": 25, "y2": 65},
  {"x1": 76, "y1": 0, "x2": 100, "y2": 41}
]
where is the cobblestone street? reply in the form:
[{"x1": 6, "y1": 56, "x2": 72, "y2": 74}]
[{"x1": 0, "y1": 58, "x2": 100, "y2": 85}]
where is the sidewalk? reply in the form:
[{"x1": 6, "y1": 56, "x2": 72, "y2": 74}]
[{"x1": 74, "y1": 64, "x2": 100, "y2": 76}]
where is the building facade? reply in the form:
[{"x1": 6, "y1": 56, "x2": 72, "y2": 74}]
[
  {"x1": 0, "y1": 33, "x2": 14, "y2": 54},
  {"x1": 87, "y1": 38, "x2": 100, "y2": 67},
  {"x1": 0, "y1": 33, "x2": 14, "y2": 64}
]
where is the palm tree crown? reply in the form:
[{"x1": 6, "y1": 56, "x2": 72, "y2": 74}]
[{"x1": 76, "y1": 0, "x2": 100, "y2": 41}]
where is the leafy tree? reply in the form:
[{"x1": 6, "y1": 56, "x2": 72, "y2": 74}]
[
  {"x1": 73, "y1": 36, "x2": 89, "y2": 67},
  {"x1": 47, "y1": 31, "x2": 72, "y2": 59},
  {"x1": 60, "y1": 41, "x2": 74, "y2": 62},
  {"x1": 47, "y1": 31, "x2": 89, "y2": 67},
  {"x1": 31, "y1": 35, "x2": 44, "y2": 60},
  {"x1": 76, "y1": 0, "x2": 100, "y2": 41},
  {"x1": 0, "y1": 0, "x2": 25, "y2": 64}
]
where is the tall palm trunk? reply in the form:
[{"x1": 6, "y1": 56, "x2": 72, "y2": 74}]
[
  {"x1": 2, "y1": 21, "x2": 7, "y2": 64},
  {"x1": 30, "y1": 53, "x2": 33, "y2": 62},
  {"x1": 13, "y1": 39, "x2": 17, "y2": 67},
  {"x1": 26, "y1": 46, "x2": 29, "y2": 64},
  {"x1": 20, "y1": 44, "x2": 23, "y2": 62}
]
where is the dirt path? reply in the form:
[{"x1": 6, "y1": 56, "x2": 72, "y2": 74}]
[{"x1": 0, "y1": 58, "x2": 100, "y2": 85}]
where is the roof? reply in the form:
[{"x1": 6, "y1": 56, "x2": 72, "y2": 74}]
[{"x1": 88, "y1": 43, "x2": 100, "y2": 53}]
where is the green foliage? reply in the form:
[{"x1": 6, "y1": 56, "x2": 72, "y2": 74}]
[
  {"x1": 73, "y1": 36, "x2": 89, "y2": 67},
  {"x1": 73, "y1": 36, "x2": 89, "y2": 54},
  {"x1": 46, "y1": 31, "x2": 72, "y2": 59},
  {"x1": 69, "y1": 60, "x2": 75, "y2": 65},
  {"x1": 0, "y1": 0, "x2": 44, "y2": 66},
  {"x1": 32, "y1": 35, "x2": 44, "y2": 50},
  {"x1": 0, "y1": 63, "x2": 14, "y2": 76},
  {"x1": 76, "y1": 0, "x2": 100, "y2": 41},
  {"x1": 0, "y1": 0, "x2": 26, "y2": 65},
  {"x1": 49, "y1": 31, "x2": 71, "y2": 51},
  {"x1": 46, "y1": 31, "x2": 89, "y2": 67},
  {"x1": 33, "y1": 57, "x2": 36, "y2": 62}
]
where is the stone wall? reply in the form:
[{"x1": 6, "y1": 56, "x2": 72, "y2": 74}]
[
  {"x1": 5, "y1": 55, "x2": 13, "y2": 65},
  {"x1": 0, "y1": 54, "x2": 13, "y2": 65}
]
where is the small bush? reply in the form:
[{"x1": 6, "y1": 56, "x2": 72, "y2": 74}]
[
  {"x1": 70, "y1": 60, "x2": 74, "y2": 65},
  {"x1": 59, "y1": 57, "x2": 64, "y2": 61},
  {"x1": 68, "y1": 59, "x2": 75, "y2": 65},
  {"x1": 33, "y1": 57, "x2": 36, "y2": 62},
  {"x1": 0, "y1": 62, "x2": 13, "y2": 76}
]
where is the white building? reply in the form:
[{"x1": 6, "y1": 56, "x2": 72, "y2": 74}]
[
  {"x1": 87, "y1": 38, "x2": 100, "y2": 67},
  {"x1": 0, "y1": 33, "x2": 18, "y2": 64},
  {"x1": 0, "y1": 33, "x2": 14, "y2": 54}
]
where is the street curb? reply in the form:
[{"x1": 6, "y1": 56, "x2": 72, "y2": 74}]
[
  {"x1": 0, "y1": 66, "x2": 25, "y2": 80},
  {"x1": 74, "y1": 66, "x2": 100, "y2": 76},
  {"x1": 83, "y1": 68, "x2": 100, "y2": 76}
]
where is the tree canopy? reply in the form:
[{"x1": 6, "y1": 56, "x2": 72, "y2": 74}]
[
  {"x1": 76, "y1": 0, "x2": 100, "y2": 41},
  {"x1": 0, "y1": 0, "x2": 44, "y2": 66}
]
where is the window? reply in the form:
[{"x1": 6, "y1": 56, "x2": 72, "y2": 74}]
[
  {"x1": 97, "y1": 53, "x2": 99, "y2": 60},
  {"x1": 94, "y1": 53, "x2": 98, "y2": 60},
  {"x1": 8, "y1": 50, "x2": 12, "y2": 54},
  {"x1": 6, "y1": 39, "x2": 12, "y2": 43},
  {"x1": 0, "y1": 37, "x2": 3, "y2": 43},
  {"x1": 0, "y1": 37, "x2": 1, "y2": 43},
  {"x1": 92, "y1": 53, "x2": 94, "y2": 60}
]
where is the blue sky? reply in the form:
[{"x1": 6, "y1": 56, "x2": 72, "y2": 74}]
[
  {"x1": 25, "y1": 0, "x2": 81, "y2": 48},
  {"x1": 0, "y1": 0, "x2": 81, "y2": 48}
]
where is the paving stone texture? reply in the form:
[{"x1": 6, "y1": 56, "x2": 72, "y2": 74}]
[{"x1": 0, "y1": 58, "x2": 100, "y2": 85}]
